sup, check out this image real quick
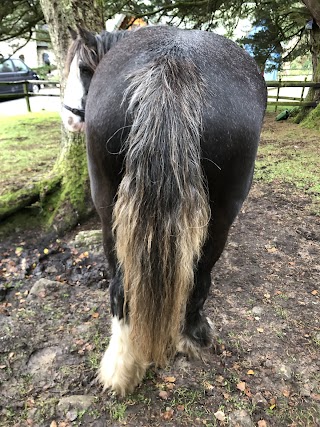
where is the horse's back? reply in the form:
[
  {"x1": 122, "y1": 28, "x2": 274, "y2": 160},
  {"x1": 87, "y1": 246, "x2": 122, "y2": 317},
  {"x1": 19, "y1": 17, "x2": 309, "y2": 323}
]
[{"x1": 87, "y1": 25, "x2": 266, "y2": 147}]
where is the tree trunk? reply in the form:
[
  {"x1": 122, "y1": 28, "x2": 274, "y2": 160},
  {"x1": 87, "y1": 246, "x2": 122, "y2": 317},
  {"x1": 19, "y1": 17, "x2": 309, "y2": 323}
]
[
  {"x1": 295, "y1": 1, "x2": 320, "y2": 123},
  {"x1": 39, "y1": 0, "x2": 104, "y2": 232}
]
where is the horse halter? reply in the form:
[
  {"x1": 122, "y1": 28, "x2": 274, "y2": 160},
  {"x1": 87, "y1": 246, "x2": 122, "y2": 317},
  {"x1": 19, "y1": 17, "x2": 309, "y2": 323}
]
[{"x1": 63, "y1": 103, "x2": 85, "y2": 120}]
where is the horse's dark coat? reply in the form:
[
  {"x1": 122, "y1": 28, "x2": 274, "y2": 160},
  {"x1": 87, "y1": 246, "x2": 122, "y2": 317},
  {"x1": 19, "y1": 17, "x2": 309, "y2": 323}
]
[{"x1": 80, "y1": 25, "x2": 266, "y2": 356}]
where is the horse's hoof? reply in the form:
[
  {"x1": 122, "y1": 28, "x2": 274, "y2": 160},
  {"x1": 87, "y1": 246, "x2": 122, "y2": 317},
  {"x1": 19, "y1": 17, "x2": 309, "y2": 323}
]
[{"x1": 177, "y1": 317, "x2": 215, "y2": 359}]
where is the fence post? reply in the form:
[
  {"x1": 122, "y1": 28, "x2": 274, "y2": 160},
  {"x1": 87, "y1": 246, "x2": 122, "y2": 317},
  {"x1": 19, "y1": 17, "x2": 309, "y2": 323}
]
[
  {"x1": 275, "y1": 77, "x2": 281, "y2": 112},
  {"x1": 23, "y1": 81, "x2": 31, "y2": 113},
  {"x1": 300, "y1": 76, "x2": 307, "y2": 104}
]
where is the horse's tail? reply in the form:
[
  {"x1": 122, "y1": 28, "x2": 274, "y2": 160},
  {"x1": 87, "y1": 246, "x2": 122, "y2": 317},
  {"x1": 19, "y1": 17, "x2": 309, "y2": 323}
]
[{"x1": 112, "y1": 54, "x2": 210, "y2": 366}]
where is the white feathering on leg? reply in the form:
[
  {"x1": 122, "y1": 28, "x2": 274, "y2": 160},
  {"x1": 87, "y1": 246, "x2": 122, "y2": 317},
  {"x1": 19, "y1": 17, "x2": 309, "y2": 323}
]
[{"x1": 98, "y1": 317, "x2": 148, "y2": 396}]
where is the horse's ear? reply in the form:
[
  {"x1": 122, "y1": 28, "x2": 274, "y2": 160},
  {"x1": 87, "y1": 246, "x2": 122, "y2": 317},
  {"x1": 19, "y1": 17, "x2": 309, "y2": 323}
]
[
  {"x1": 68, "y1": 26, "x2": 78, "y2": 40},
  {"x1": 77, "y1": 25, "x2": 97, "y2": 49}
]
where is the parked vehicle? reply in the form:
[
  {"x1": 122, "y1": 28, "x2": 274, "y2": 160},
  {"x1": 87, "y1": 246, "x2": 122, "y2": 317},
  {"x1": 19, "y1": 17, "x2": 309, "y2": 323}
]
[{"x1": 0, "y1": 58, "x2": 40, "y2": 96}]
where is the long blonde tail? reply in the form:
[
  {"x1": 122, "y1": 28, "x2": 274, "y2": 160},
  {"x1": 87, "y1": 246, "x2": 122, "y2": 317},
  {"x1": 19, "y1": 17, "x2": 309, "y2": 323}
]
[{"x1": 113, "y1": 54, "x2": 210, "y2": 366}]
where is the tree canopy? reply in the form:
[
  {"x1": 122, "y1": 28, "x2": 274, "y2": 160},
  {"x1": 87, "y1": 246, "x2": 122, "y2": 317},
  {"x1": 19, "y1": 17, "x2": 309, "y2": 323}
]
[
  {"x1": 1, "y1": 1, "x2": 319, "y2": 71},
  {"x1": 0, "y1": 0, "x2": 44, "y2": 41}
]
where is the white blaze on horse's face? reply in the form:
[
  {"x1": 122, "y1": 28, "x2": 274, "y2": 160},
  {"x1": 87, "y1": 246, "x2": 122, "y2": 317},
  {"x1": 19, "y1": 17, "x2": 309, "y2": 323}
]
[{"x1": 62, "y1": 53, "x2": 85, "y2": 132}]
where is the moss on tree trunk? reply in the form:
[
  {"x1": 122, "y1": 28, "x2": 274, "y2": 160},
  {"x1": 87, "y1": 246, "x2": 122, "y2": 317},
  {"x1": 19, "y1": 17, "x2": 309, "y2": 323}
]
[
  {"x1": 38, "y1": 0, "x2": 105, "y2": 232},
  {"x1": 47, "y1": 132, "x2": 92, "y2": 232}
]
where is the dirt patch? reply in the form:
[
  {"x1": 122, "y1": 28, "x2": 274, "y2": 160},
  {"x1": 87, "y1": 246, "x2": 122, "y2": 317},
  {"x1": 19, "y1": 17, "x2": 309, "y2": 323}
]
[{"x1": 0, "y1": 118, "x2": 319, "y2": 426}]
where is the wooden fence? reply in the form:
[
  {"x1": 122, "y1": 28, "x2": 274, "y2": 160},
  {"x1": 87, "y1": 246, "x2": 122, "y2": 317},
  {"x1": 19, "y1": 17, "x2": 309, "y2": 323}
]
[
  {"x1": 0, "y1": 80, "x2": 59, "y2": 112},
  {"x1": 1, "y1": 79, "x2": 320, "y2": 113},
  {"x1": 266, "y1": 80, "x2": 320, "y2": 110}
]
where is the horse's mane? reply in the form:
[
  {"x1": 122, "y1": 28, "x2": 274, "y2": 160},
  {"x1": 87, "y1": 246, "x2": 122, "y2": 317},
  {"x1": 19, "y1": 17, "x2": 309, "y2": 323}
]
[{"x1": 66, "y1": 30, "x2": 129, "y2": 74}]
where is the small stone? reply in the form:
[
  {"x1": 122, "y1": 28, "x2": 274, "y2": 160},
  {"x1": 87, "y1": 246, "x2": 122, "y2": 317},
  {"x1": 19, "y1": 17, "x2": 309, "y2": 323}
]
[
  {"x1": 214, "y1": 410, "x2": 226, "y2": 421},
  {"x1": 252, "y1": 392, "x2": 268, "y2": 408},
  {"x1": 251, "y1": 306, "x2": 264, "y2": 316},
  {"x1": 57, "y1": 395, "x2": 95, "y2": 413},
  {"x1": 46, "y1": 265, "x2": 58, "y2": 274},
  {"x1": 73, "y1": 230, "x2": 102, "y2": 247},
  {"x1": 278, "y1": 364, "x2": 293, "y2": 380},
  {"x1": 66, "y1": 409, "x2": 78, "y2": 421},
  {"x1": 27, "y1": 346, "x2": 63, "y2": 378},
  {"x1": 264, "y1": 359, "x2": 273, "y2": 368},
  {"x1": 27, "y1": 279, "x2": 60, "y2": 300},
  {"x1": 229, "y1": 409, "x2": 254, "y2": 427},
  {"x1": 300, "y1": 384, "x2": 312, "y2": 397}
]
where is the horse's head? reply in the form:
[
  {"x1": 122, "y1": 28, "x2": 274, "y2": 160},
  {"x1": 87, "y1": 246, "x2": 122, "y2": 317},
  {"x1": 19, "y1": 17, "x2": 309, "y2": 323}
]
[{"x1": 62, "y1": 27, "x2": 103, "y2": 132}]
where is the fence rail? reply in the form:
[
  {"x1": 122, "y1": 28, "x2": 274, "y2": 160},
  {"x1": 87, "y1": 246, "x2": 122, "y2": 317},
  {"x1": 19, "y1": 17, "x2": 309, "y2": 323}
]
[
  {"x1": 266, "y1": 79, "x2": 320, "y2": 110},
  {"x1": 0, "y1": 79, "x2": 319, "y2": 112},
  {"x1": 0, "y1": 79, "x2": 59, "y2": 112}
]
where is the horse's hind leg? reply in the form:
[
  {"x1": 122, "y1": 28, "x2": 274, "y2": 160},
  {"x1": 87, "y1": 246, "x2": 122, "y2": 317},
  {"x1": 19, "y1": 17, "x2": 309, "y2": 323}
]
[
  {"x1": 178, "y1": 209, "x2": 231, "y2": 358},
  {"x1": 89, "y1": 170, "x2": 148, "y2": 395},
  {"x1": 99, "y1": 268, "x2": 148, "y2": 396}
]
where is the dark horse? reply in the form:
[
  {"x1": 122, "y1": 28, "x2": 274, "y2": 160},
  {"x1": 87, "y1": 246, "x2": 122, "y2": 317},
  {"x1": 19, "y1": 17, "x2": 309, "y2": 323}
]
[{"x1": 62, "y1": 25, "x2": 267, "y2": 396}]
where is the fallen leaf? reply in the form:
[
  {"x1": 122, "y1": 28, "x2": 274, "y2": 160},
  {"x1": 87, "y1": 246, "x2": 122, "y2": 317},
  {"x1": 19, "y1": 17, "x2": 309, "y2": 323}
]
[
  {"x1": 91, "y1": 312, "x2": 99, "y2": 318},
  {"x1": 237, "y1": 381, "x2": 246, "y2": 392},
  {"x1": 15, "y1": 247, "x2": 23, "y2": 256},
  {"x1": 265, "y1": 245, "x2": 277, "y2": 253},
  {"x1": 50, "y1": 422, "x2": 58, "y2": 427},
  {"x1": 282, "y1": 389, "x2": 290, "y2": 397},
  {"x1": 162, "y1": 408, "x2": 174, "y2": 420},
  {"x1": 258, "y1": 421, "x2": 267, "y2": 427},
  {"x1": 215, "y1": 375, "x2": 225, "y2": 383},
  {"x1": 166, "y1": 383, "x2": 174, "y2": 390},
  {"x1": 244, "y1": 387, "x2": 252, "y2": 398},
  {"x1": 270, "y1": 397, "x2": 276, "y2": 406},
  {"x1": 214, "y1": 410, "x2": 226, "y2": 421},
  {"x1": 311, "y1": 393, "x2": 320, "y2": 401},
  {"x1": 311, "y1": 290, "x2": 318, "y2": 296},
  {"x1": 164, "y1": 376, "x2": 176, "y2": 383},
  {"x1": 203, "y1": 380, "x2": 214, "y2": 390},
  {"x1": 159, "y1": 390, "x2": 168, "y2": 400}
]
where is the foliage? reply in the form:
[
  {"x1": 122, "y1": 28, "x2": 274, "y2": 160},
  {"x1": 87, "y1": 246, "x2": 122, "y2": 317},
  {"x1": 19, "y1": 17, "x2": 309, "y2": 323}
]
[
  {"x1": 0, "y1": 0, "x2": 44, "y2": 42},
  {"x1": 238, "y1": 2, "x2": 310, "y2": 71},
  {"x1": 33, "y1": 64, "x2": 57, "y2": 79},
  {"x1": 0, "y1": 0, "x2": 317, "y2": 74}
]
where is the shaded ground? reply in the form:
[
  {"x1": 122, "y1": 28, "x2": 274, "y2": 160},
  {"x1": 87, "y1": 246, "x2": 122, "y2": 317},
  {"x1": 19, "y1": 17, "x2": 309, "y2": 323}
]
[{"x1": 0, "y1": 115, "x2": 319, "y2": 426}]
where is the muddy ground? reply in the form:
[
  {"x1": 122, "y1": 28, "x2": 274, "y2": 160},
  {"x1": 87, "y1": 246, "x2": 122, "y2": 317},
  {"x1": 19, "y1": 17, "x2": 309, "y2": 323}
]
[{"x1": 0, "y1": 115, "x2": 319, "y2": 427}]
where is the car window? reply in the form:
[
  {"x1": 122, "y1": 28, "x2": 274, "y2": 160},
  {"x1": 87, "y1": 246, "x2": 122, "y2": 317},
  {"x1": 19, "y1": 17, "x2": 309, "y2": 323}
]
[
  {"x1": 12, "y1": 59, "x2": 29, "y2": 72},
  {"x1": 0, "y1": 59, "x2": 14, "y2": 73}
]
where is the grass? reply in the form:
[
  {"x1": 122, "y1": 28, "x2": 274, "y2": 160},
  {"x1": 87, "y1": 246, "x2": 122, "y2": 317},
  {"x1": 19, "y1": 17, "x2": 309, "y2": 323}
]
[
  {"x1": 0, "y1": 112, "x2": 60, "y2": 196},
  {"x1": 255, "y1": 112, "x2": 320, "y2": 214}
]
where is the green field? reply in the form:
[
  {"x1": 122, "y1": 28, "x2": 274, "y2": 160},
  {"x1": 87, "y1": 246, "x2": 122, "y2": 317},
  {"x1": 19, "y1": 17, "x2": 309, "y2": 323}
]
[
  {"x1": 0, "y1": 112, "x2": 61, "y2": 196},
  {"x1": 0, "y1": 112, "x2": 61, "y2": 220}
]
